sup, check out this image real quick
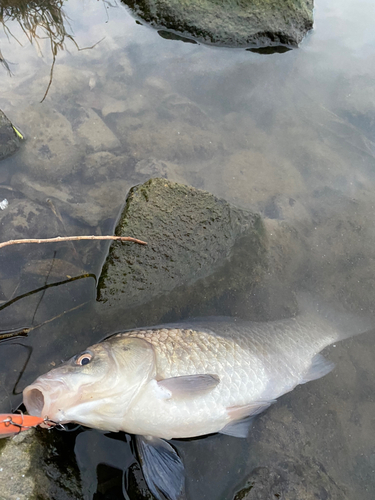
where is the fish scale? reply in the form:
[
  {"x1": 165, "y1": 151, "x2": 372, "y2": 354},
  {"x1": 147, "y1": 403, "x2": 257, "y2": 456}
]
[
  {"x1": 117, "y1": 328, "x2": 258, "y2": 393},
  {"x1": 113, "y1": 327, "x2": 284, "y2": 438}
]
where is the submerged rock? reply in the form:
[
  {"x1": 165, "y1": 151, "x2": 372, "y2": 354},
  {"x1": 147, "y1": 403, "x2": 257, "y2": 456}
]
[
  {"x1": 0, "y1": 109, "x2": 23, "y2": 161},
  {"x1": 0, "y1": 199, "x2": 62, "y2": 244},
  {"x1": 11, "y1": 105, "x2": 81, "y2": 181},
  {"x1": 123, "y1": 0, "x2": 314, "y2": 48},
  {"x1": 235, "y1": 459, "x2": 348, "y2": 500},
  {"x1": 22, "y1": 259, "x2": 86, "y2": 279},
  {"x1": 73, "y1": 107, "x2": 121, "y2": 153},
  {"x1": 11, "y1": 155, "x2": 133, "y2": 228},
  {"x1": 110, "y1": 92, "x2": 223, "y2": 163},
  {"x1": 134, "y1": 158, "x2": 187, "y2": 184}
]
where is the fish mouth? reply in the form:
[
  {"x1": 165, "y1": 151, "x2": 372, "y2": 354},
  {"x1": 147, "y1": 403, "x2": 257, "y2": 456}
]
[
  {"x1": 23, "y1": 387, "x2": 45, "y2": 416},
  {"x1": 23, "y1": 380, "x2": 69, "y2": 422}
]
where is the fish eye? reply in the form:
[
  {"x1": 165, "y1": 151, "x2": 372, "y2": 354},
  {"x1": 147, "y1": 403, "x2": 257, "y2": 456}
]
[{"x1": 75, "y1": 352, "x2": 93, "y2": 366}]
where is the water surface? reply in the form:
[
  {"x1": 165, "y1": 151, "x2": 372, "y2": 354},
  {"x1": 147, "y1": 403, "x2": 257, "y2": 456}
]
[{"x1": 1, "y1": 0, "x2": 375, "y2": 498}]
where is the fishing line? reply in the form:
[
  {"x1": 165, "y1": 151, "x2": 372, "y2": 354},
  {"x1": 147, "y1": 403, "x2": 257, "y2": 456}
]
[{"x1": 49, "y1": 421, "x2": 82, "y2": 433}]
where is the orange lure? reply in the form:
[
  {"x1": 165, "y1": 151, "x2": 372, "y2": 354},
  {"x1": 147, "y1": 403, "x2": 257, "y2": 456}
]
[{"x1": 0, "y1": 413, "x2": 44, "y2": 438}]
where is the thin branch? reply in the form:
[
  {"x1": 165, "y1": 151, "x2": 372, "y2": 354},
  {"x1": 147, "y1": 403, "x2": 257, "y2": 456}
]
[
  {"x1": 0, "y1": 235, "x2": 147, "y2": 249},
  {"x1": 0, "y1": 274, "x2": 96, "y2": 312},
  {"x1": 31, "y1": 249, "x2": 56, "y2": 324},
  {"x1": 0, "y1": 327, "x2": 30, "y2": 342},
  {"x1": 28, "y1": 300, "x2": 89, "y2": 333}
]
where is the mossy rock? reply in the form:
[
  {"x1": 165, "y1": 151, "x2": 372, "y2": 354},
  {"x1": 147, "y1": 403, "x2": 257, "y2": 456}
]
[
  {"x1": 123, "y1": 0, "x2": 314, "y2": 48},
  {"x1": 0, "y1": 110, "x2": 23, "y2": 161},
  {"x1": 97, "y1": 178, "x2": 270, "y2": 324},
  {"x1": 0, "y1": 429, "x2": 82, "y2": 500}
]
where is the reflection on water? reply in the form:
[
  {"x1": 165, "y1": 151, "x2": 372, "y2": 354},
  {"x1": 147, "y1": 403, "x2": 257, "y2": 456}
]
[
  {"x1": 1, "y1": 0, "x2": 375, "y2": 498},
  {"x1": 0, "y1": 0, "x2": 103, "y2": 100},
  {"x1": 0, "y1": 0, "x2": 70, "y2": 75}
]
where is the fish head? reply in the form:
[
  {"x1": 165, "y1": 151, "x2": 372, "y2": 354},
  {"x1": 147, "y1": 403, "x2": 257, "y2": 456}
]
[{"x1": 23, "y1": 336, "x2": 155, "y2": 431}]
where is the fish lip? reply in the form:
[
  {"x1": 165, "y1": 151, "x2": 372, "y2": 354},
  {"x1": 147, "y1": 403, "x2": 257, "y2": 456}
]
[{"x1": 23, "y1": 379, "x2": 69, "y2": 421}]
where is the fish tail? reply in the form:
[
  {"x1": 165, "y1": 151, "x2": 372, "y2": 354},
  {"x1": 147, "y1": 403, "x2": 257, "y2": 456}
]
[{"x1": 297, "y1": 291, "x2": 374, "y2": 342}]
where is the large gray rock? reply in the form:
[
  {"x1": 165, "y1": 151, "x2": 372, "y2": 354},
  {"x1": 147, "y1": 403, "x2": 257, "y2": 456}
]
[
  {"x1": 123, "y1": 0, "x2": 313, "y2": 48},
  {"x1": 97, "y1": 178, "x2": 280, "y2": 326}
]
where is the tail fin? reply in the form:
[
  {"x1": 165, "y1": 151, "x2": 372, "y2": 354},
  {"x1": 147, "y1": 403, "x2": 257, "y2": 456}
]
[{"x1": 297, "y1": 292, "x2": 375, "y2": 342}]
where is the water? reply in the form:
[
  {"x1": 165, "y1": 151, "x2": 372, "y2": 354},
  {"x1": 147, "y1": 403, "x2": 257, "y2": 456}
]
[{"x1": 0, "y1": 0, "x2": 375, "y2": 498}]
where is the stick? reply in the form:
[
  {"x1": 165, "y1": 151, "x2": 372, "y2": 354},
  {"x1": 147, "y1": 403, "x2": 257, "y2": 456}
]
[
  {"x1": 0, "y1": 235, "x2": 147, "y2": 249},
  {"x1": 0, "y1": 274, "x2": 96, "y2": 313},
  {"x1": 0, "y1": 328, "x2": 30, "y2": 342}
]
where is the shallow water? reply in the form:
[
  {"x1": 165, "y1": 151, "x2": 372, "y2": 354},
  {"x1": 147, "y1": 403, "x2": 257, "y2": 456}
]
[{"x1": 1, "y1": 0, "x2": 375, "y2": 498}]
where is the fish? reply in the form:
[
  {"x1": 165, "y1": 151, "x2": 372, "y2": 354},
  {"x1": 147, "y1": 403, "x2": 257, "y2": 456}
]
[{"x1": 23, "y1": 294, "x2": 373, "y2": 500}]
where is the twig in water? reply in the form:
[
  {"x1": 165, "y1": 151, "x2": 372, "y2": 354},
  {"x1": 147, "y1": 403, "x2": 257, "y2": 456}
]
[
  {"x1": 28, "y1": 300, "x2": 89, "y2": 333},
  {"x1": 0, "y1": 274, "x2": 96, "y2": 312},
  {"x1": 31, "y1": 250, "x2": 56, "y2": 325},
  {"x1": 0, "y1": 235, "x2": 147, "y2": 250},
  {"x1": 0, "y1": 328, "x2": 30, "y2": 342}
]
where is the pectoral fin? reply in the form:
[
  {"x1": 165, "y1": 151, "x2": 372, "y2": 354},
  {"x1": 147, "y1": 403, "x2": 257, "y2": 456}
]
[
  {"x1": 221, "y1": 400, "x2": 276, "y2": 438},
  {"x1": 136, "y1": 435, "x2": 185, "y2": 500},
  {"x1": 157, "y1": 374, "x2": 220, "y2": 397}
]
